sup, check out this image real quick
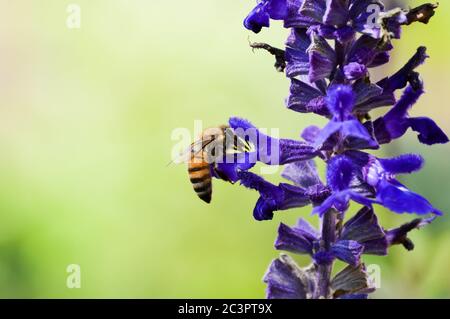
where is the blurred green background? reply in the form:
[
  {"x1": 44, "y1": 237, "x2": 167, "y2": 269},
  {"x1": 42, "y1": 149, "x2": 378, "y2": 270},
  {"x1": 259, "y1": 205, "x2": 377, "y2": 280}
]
[{"x1": 0, "y1": 1, "x2": 448, "y2": 298}]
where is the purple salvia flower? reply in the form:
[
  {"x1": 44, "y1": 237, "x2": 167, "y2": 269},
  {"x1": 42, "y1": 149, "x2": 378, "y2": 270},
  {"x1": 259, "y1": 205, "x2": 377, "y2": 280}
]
[
  {"x1": 370, "y1": 81, "x2": 449, "y2": 145},
  {"x1": 197, "y1": 0, "x2": 446, "y2": 298},
  {"x1": 313, "y1": 85, "x2": 379, "y2": 151},
  {"x1": 244, "y1": 0, "x2": 288, "y2": 33},
  {"x1": 238, "y1": 171, "x2": 313, "y2": 220}
]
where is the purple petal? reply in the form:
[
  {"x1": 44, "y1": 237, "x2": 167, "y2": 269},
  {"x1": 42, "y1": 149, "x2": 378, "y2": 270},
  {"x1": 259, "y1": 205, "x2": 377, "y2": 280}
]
[
  {"x1": 229, "y1": 117, "x2": 319, "y2": 165},
  {"x1": 353, "y1": 80, "x2": 383, "y2": 109},
  {"x1": 409, "y1": 117, "x2": 449, "y2": 145},
  {"x1": 344, "y1": 62, "x2": 368, "y2": 81},
  {"x1": 238, "y1": 171, "x2": 282, "y2": 199},
  {"x1": 300, "y1": 0, "x2": 326, "y2": 22},
  {"x1": 353, "y1": 80, "x2": 396, "y2": 113},
  {"x1": 301, "y1": 125, "x2": 321, "y2": 143},
  {"x1": 327, "y1": 155, "x2": 355, "y2": 192},
  {"x1": 373, "y1": 85, "x2": 421, "y2": 144},
  {"x1": 311, "y1": 192, "x2": 341, "y2": 216},
  {"x1": 323, "y1": 0, "x2": 349, "y2": 26},
  {"x1": 294, "y1": 218, "x2": 320, "y2": 241},
  {"x1": 377, "y1": 179, "x2": 442, "y2": 216},
  {"x1": 379, "y1": 154, "x2": 424, "y2": 175},
  {"x1": 266, "y1": 0, "x2": 288, "y2": 19},
  {"x1": 309, "y1": 24, "x2": 355, "y2": 42},
  {"x1": 263, "y1": 254, "x2": 316, "y2": 299},
  {"x1": 275, "y1": 222, "x2": 315, "y2": 255},
  {"x1": 305, "y1": 184, "x2": 332, "y2": 206},
  {"x1": 385, "y1": 47, "x2": 428, "y2": 91},
  {"x1": 343, "y1": 149, "x2": 371, "y2": 166},
  {"x1": 347, "y1": 35, "x2": 383, "y2": 66},
  {"x1": 359, "y1": 93, "x2": 396, "y2": 113},
  {"x1": 359, "y1": 237, "x2": 389, "y2": 256},
  {"x1": 340, "y1": 120, "x2": 379, "y2": 150},
  {"x1": 282, "y1": 159, "x2": 322, "y2": 188},
  {"x1": 284, "y1": 0, "x2": 317, "y2": 28},
  {"x1": 313, "y1": 251, "x2": 335, "y2": 265},
  {"x1": 214, "y1": 156, "x2": 256, "y2": 183},
  {"x1": 312, "y1": 24, "x2": 337, "y2": 38},
  {"x1": 285, "y1": 28, "x2": 311, "y2": 78},
  {"x1": 331, "y1": 240, "x2": 364, "y2": 266},
  {"x1": 341, "y1": 206, "x2": 388, "y2": 255},
  {"x1": 331, "y1": 264, "x2": 374, "y2": 298},
  {"x1": 286, "y1": 79, "x2": 328, "y2": 115},
  {"x1": 228, "y1": 117, "x2": 281, "y2": 164},
  {"x1": 238, "y1": 171, "x2": 311, "y2": 221},
  {"x1": 314, "y1": 120, "x2": 378, "y2": 151},
  {"x1": 327, "y1": 85, "x2": 355, "y2": 121},
  {"x1": 369, "y1": 51, "x2": 390, "y2": 68},
  {"x1": 254, "y1": 196, "x2": 278, "y2": 221},
  {"x1": 374, "y1": 83, "x2": 448, "y2": 145},
  {"x1": 313, "y1": 120, "x2": 341, "y2": 150},
  {"x1": 278, "y1": 139, "x2": 319, "y2": 165},
  {"x1": 312, "y1": 190, "x2": 374, "y2": 216},
  {"x1": 243, "y1": 0, "x2": 288, "y2": 33},
  {"x1": 244, "y1": 2, "x2": 270, "y2": 33},
  {"x1": 308, "y1": 31, "x2": 337, "y2": 82},
  {"x1": 229, "y1": 117, "x2": 257, "y2": 131},
  {"x1": 334, "y1": 25, "x2": 356, "y2": 42},
  {"x1": 384, "y1": 84, "x2": 423, "y2": 121},
  {"x1": 278, "y1": 183, "x2": 312, "y2": 210}
]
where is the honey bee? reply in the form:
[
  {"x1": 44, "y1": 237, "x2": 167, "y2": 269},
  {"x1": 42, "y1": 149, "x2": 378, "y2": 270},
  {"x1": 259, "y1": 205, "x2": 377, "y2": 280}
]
[{"x1": 181, "y1": 126, "x2": 251, "y2": 203}]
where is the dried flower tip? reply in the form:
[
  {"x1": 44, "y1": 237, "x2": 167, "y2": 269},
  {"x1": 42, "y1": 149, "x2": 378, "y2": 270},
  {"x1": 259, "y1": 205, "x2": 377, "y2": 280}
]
[
  {"x1": 249, "y1": 41, "x2": 286, "y2": 72},
  {"x1": 406, "y1": 3, "x2": 439, "y2": 25}
]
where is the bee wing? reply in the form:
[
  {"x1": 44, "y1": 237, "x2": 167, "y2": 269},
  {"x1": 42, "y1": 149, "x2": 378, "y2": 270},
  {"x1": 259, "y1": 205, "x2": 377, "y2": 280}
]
[
  {"x1": 168, "y1": 128, "x2": 254, "y2": 166},
  {"x1": 167, "y1": 137, "x2": 216, "y2": 166}
]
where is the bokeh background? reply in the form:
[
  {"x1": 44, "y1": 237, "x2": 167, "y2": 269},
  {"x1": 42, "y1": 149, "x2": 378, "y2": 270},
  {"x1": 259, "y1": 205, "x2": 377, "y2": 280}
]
[{"x1": 0, "y1": 0, "x2": 448, "y2": 298}]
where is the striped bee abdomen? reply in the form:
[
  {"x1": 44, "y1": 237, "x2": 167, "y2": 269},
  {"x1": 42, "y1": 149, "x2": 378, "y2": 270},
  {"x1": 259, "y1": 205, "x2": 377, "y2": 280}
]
[{"x1": 188, "y1": 154, "x2": 212, "y2": 203}]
